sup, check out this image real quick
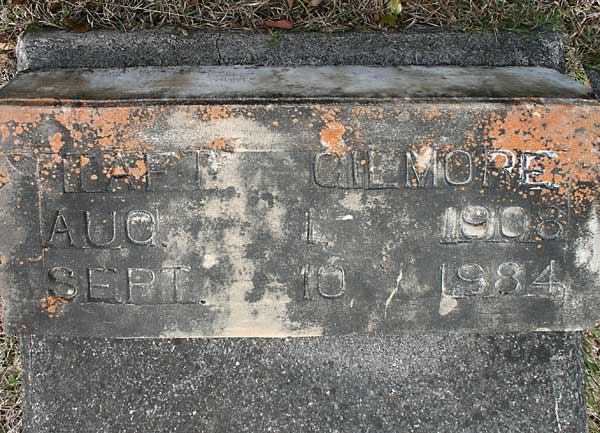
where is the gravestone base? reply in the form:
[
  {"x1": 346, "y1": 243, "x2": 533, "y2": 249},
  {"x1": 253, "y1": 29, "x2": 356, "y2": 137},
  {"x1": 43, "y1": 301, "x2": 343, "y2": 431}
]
[{"x1": 22, "y1": 333, "x2": 587, "y2": 433}]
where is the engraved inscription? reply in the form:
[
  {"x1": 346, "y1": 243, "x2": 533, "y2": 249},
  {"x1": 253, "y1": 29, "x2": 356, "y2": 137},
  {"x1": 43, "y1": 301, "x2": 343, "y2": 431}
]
[
  {"x1": 85, "y1": 211, "x2": 116, "y2": 247},
  {"x1": 6, "y1": 99, "x2": 600, "y2": 338},
  {"x1": 441, "y1": 260, "x2": 565, "y2": 299},
  {"x1": 47, "y1": 267, "x2": 78, "y2": 299},
  {"x1": 302, "y1": 264, "x2": 346, "y2": 300},
  {"x1": 37, "y1": 147, "x2": 572, "y2": 312},
  {"x1": 45, "y1": 209, "x2": 159, "y2": 248},
  {"x1": 441, "y1": 205, "x2": 568, "y2": 243},
  {"x1": 313, "y1": 149, "x2": 560, "y2": 190},
  {"x1": 58, "y1": 151, "x2": 219, "y2": 193},
  {"x1": 47, "y1": 265, "x2": 197, "y2": 305}
]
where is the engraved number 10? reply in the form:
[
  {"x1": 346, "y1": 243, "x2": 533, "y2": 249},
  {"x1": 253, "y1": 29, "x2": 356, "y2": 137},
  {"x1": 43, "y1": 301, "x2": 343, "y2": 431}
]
[{"x1": 301, "y1": 264, "x2": 346, "y2": 300}]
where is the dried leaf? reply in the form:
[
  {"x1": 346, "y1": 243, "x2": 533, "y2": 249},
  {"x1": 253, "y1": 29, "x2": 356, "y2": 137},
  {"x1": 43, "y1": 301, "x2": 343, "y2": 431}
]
[
  {"x1": 309, "y1": 0, "x2": 322, "y2": 6},
  {"x1": 0, "y1": 41, "x2": 15, "y2": 51},
  {"x1": 189, "y1": 0, "x2": 199, "y2": 5},
  {"x1": 287, "y1": 0, "x2": 294, "y2": 8},
  {"x1": 48, "y1": 2, "x2": 62, "y2": 13},
  {"x1": 64, "y1": 16, "x2": 91, "y2": 33},
  {"x1": 264, "y1": 19, "x2": 293, "y2": 30},
  {"x1": 11, "y1": 0, "x2": 26, "y2": 5}
]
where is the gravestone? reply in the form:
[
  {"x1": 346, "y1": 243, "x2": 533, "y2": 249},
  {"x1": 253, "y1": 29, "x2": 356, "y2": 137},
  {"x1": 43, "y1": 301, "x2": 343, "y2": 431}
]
[{"x1": 1, "y1": 29, "x2": 599, "y2": 432}]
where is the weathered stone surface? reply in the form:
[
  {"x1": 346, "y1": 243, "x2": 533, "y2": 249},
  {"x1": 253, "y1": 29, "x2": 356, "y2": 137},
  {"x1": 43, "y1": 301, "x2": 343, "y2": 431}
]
[
  {"x1": 16, "y1": 29, "x2": 565, "y2": 72},
  {"x1": 1, "y1": 93, "x2": 600, "y2": 337},
  {"x1": 586, "y1": 67, "x2": 600, "y2": 100},
  {"x1": 21, "y1": 332, "x2": 587, "y2": 433},
  {"x1": 3, "y1": 29, "x2": 594, "y2": 433},
  {"x1": 1, "y1": 65, "x2": 593, "y2": 101}
]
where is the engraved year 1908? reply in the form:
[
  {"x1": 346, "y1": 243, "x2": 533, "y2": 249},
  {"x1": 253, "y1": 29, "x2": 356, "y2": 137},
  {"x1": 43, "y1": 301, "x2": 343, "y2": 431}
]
[{"x1": 441, "y1": 205, "x2": 567, "y2": 243}]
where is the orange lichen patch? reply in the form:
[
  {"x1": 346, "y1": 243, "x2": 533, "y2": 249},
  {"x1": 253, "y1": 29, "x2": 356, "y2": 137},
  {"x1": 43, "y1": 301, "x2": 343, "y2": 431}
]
[
  {"x1": 94, "y1": 108, "x2": 133, "y2": 148},
  {"x1": 201, "y1": 105, "x2": 234, "y2": 121},
  {"x1": 53, "y1": 106, "x2": 144, "y2": 151},
  {"x1": 320, "y1": 122, "x2": 347, "y2": 156},
  {"x1": 130, "y1": 159, "x2": 147, "y2": 180},
  {"x1": 0, "y1": 105, "x2": 43, "y2": 125},
  {"x1": 41, "y1": 159, "x2": 57, "y2": 172},
  {"x1": 40, "y1": 294, "x2": 69, "y2": 318},
  {"x1": 318, "y1": 107, "x2": 340, "y2": 123},
  {"x1": 210, "y1": 139, "x2": 234, "y2": 152},
  {"x1": 312, "y1": 105, "x2": 352, "y2": 155},
  {"x1": 80, "y1": 155, "x2": 90, "y2": 167},
  {"x1": 350, "y1": 105, "x2": 386, "y2": 119},
  {"x1": 481, "y1": 104, "x2": 600, "y2": 211},
  {"x1": 427, "y1": 109, "x2": 442, "y2": 120},
  {"x1": 410, "y1": 143, "x2": 436, "y2": 173},
  {"x1": 49, "y1": 132, "x2": 63, "y2": 153},
  {"x1": 109, "y1": 165, "x2": 128, "y2": 177}
]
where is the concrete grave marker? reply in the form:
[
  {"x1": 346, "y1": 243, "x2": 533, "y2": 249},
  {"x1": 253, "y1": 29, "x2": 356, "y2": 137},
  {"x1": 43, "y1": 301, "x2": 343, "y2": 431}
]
[
  {"x1": 0, "y1": 29, "x2": 598, "y2": 432},
  {"x1": 1, "y1": 60, "x2": 600, "y2": 337}
]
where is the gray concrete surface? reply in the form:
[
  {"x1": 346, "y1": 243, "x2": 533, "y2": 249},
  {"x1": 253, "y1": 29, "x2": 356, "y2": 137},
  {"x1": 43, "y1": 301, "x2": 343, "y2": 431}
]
[
  {"x1": 21, "y1": 332, "x2": 587, "y2": 433},
  {"x1": 3, "y1": 99, "x2": 600, "y2": 337},
  {"x1": 2, "y1": 65, "x2": 593, "y2": 101},
  {"x1": 16, "y1": 29, "x2": 566, "y2": 72},
  {"x1": 4, "y1": 29, "x2": 594, "y2": 433},
  {"x1": 586, "y1": 67, "x2": 600, "y2": 100}
]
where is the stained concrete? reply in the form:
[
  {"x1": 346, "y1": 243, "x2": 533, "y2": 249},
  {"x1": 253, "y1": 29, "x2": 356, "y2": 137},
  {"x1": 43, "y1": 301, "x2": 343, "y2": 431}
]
[
  {"x1": 1, "y1": 65, "x2": 593, "y2": 101},
  {"x1": 21, "y1": 333, "x2": 587, "y2": 433},
  {"x1": 586, "y1": 67, "x2": 600, "y2": 100},
  {"x1": 3, "y1": 28, "x2": 595, "y2": 432},
  {"x1": 17, "y1": 29, "x2": 567, "y2": 72},
  {"x1": 2, "y1": 100, "x2": 600, "y2": 337}
]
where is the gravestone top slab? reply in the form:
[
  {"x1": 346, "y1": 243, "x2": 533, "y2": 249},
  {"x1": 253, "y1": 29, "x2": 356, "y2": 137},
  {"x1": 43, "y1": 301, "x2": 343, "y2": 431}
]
[{"x1": 0, "y1": 65, "x2": 593, "y2": 102}]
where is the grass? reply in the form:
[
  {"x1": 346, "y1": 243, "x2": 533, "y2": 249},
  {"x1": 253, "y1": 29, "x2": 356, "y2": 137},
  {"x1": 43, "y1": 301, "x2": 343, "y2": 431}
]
[
  {"x1": 0, "y1": 298, "x2": 20, "y2": 433},
  {"x1": 586, "y1": 327, "x2": 600, "y2": 432},
  {"x1": 0, "y1": 1, "x2": 599, "y2": 432}
]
